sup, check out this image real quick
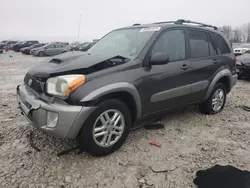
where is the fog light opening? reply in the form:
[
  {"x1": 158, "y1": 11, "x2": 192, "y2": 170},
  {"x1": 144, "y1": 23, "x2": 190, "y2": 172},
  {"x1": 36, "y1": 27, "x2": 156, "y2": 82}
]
[{"x1": 47, "y1": 111, "x2": 58, "y2": 128}]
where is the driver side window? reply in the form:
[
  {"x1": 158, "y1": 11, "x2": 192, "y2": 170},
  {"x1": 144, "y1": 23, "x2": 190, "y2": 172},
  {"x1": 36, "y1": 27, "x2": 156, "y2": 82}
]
[{"x1": 152, "y1": 29, "x2": 186, "y2": 62}]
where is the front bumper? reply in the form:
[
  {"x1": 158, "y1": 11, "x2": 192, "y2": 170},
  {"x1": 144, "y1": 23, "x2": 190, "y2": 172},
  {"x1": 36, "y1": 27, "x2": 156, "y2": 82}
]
[
  {"x1": 16, "y1": 84, "x2": 95, "y2": 139},
  {"x1": 236, "y1": 65, "x2": 250, "y2": 77}
]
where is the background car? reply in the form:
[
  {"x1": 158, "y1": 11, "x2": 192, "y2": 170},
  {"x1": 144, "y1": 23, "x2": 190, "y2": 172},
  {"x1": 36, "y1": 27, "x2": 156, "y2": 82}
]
[
  {"x1": 12, "y1": 40, "x2": 39, "y2": 52},
  {"x1": 21, "y1": 43, "x2": 47, "y2": 55},
  {"x1": 57, "y1": 42, "x2": 69, "y2": 46},
  {"x1": 0, "y1": 40, "x2": 19, "y2": 50},
  {"x1": 32, "y1": 43, "x2": 70, "y2": 56},
  {"x1": 236, "y1": 50, "x2": 250, "y2": 79},
  {"x1": 234, "y1": 44, "x2": 250, "y2": 56},
  {"x1": 0, "y1": 40, "x2": 7, "y2": 45}
]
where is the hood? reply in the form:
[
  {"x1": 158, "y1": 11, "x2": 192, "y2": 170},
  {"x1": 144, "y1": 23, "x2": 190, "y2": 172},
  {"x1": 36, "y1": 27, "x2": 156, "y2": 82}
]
[
  {"x1": 28, "y1": 51, "x2": 130, "y2": 79},
  {"x1": 237, "y1": 53, "x2": 250, "y2": 65}
]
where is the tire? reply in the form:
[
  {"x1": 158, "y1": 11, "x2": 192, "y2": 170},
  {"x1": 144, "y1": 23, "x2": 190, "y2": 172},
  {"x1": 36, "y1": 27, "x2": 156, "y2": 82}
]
[
  {"x1": 199, "y1": 83, "x2": 227, "y2": 115},
  {"x1": 38, "y1": 51, "x2": 45, "y2": 57},
  {"x1": 78, "y1": 99, "x2": 131, "y2": 157}
]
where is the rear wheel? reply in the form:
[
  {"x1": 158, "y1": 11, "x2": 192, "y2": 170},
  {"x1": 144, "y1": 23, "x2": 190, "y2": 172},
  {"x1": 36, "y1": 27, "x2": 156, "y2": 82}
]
[
  {"x1": 78, "y1": 99, "x2": 131, "y2": 156},
  {"x1": 199, "y1": 83, "x2": 226, "y2": 115},
  {"x1": 38, "y1": 51, "x2": 45, "y2": 57}
]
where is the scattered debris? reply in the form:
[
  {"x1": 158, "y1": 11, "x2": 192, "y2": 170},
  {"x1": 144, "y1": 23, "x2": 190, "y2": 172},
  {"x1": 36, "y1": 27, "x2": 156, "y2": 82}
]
[
  {"x1": 57, "y1": 146, "x2": 80, "y2": 157},
  {"x1": 241, "y1": 105, "x2": 250, "y2": 112},
  {"x1": 144, "y1": 123, "x2": 164, "y2": 130},
  {"x1": 3, "y1": 118, "x2": 13, "y2": 122},
  {"x1": 149, "y1": 141, "x2": 161, "y2": 147},
  {"x1": 29, "y1": 132, "x2": 41, "y2": 152},
  {"x1": 138, "y1": 178, "x2": 146, "y2": 184},
  {"x1": 194, "y1": 165, "x2": 250, "y2": 188},
  {"x1": 151, "y1": 164, "x2": 176, "y2": 173},
  {"x1": 202, "y1": 146, "x2": 210, "y2": 151},
  {"x1": 146, "y1": 180, "x2": 154, "y2": 186}
]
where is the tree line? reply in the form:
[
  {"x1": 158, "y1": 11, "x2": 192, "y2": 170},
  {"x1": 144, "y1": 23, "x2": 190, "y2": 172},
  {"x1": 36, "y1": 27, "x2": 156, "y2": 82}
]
[{"x1": 219, "y1": 23, "x2": 250, "y2": 43}]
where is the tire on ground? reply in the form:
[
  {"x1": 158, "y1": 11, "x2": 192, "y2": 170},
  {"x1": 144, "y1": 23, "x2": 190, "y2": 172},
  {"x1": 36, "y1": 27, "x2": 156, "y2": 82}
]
[
  {"x1": 199, "y1": 82, "x2": 227, "y2": 115},
  {"x1": 77, "y1": 99, "x2": 131, "y2": 157}
]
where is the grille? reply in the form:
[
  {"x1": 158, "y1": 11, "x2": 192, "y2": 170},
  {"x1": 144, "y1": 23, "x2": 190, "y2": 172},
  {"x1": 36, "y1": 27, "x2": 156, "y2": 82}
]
[{"x1": 24, "y1": 74, "x2": 43, "y2": 93}]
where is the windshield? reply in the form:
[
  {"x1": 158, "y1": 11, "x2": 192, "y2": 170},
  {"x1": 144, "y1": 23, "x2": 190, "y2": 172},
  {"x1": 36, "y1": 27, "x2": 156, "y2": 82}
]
[
  {"x1": 239, "y1": 44, "x2": 250, "y2": 48},
  {"x1": 87, "y1": 28, "x2": 158, "y2": 59}
]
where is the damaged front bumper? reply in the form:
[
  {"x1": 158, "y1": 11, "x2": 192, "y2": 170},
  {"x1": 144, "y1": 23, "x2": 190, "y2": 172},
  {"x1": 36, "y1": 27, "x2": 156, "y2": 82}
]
[
  {"x1": 16, "y1": 84, "x2": 95, "y2": 139},
  {"x1": 237, "y1": 64, "x2": 250, "y2": 77}
]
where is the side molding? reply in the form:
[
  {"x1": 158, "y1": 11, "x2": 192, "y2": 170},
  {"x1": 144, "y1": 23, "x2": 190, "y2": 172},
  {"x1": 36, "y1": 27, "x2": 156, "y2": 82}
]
[
  {"x1": 81, "y1": 82, "x2": 141, "y2": 118},
  {"x1": 204, "y1": 69, "x2": 232, "y2": 100}
]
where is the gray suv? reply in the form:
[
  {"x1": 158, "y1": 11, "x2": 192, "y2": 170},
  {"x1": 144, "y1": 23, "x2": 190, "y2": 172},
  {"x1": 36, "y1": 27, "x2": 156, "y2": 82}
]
[{"x1": 17, "y1": 19, "x2": 237, "y2": 156}]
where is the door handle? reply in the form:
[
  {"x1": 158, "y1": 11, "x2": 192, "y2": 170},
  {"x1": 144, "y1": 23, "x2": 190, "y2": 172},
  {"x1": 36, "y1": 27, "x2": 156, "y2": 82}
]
[
  {"x1": 180, "y1": 64, "x2": 190, "y2": 70},
  {"x1": 212, "y1": 59, "x2": 220, "y2": 64}
]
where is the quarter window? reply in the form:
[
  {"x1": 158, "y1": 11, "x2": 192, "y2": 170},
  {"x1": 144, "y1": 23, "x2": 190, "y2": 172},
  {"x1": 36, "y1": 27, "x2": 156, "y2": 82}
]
[
  {"x1": 188, "y1": 30, "x2": 209, "y2": 58},
  {"x1": 208, "y1": 35, "x2": 217, "y2": 56},
  {"x1": 152, "y1": 30, "x2": 186, "y2": 62},
  {"x1": 210, "y1": 33, "x2": 231, "y2": 54}
]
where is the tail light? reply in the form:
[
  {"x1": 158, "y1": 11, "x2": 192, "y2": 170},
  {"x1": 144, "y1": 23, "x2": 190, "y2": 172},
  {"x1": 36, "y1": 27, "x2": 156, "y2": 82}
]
[{"x1": 234, "y1": 56, "x2": 237, "y2": 67}]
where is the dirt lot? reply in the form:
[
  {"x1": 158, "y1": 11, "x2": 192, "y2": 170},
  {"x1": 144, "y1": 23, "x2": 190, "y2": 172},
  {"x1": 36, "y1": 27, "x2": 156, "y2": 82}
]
[{"x1": 0, "y1": 52, "x2": 250, "y2": 188}]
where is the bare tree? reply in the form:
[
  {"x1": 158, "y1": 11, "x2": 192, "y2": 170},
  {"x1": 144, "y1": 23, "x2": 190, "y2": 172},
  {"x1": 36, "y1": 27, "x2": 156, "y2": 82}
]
[
  {"x1": 241, "y1": 24, "x2": 248, "y2": 42},
  {"x1": 246, "y1": 23, "x2": 250, "y2": 43},
  {"x1": 221, "y1": 25, "x2": 233, "y2": 41},
  {"x1": 232, "y1": 28, "x2": 242, "y2": 43}
]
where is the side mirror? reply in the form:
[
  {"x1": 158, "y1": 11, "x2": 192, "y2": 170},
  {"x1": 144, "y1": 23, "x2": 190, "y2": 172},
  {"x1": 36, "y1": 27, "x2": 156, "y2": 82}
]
[{"x1": 150, "y1": 53, "x2": 169, "y2": 65}]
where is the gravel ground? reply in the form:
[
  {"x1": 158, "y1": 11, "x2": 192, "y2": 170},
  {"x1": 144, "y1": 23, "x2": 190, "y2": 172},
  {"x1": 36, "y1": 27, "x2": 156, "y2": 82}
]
[{"x1": 0, "y1": 52, "x2": 250, "y2": 188}]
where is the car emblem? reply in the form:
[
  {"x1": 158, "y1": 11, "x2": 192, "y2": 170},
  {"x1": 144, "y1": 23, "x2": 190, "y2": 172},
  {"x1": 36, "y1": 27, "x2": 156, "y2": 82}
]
[{"x1": 28, "y1": 79, "x2": 33, "y2": 86}]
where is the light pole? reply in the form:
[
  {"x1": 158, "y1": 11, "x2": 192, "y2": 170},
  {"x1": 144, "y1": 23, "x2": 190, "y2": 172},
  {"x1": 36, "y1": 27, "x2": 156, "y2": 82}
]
[{"x1": 77, "y1": 14, "x2": 82, "y2": 43}]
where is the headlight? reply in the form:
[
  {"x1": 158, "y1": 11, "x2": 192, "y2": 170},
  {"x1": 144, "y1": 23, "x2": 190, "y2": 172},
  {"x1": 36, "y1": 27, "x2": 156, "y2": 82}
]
[{"x1": 46, "y1": 74, "x2": 85, "y2": 97}]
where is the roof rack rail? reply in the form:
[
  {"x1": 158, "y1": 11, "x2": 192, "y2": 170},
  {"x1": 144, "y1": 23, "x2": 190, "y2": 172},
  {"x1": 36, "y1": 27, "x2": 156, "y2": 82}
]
[{"x1": 153, "y1": 19, "x2": 218, "y2": 30}]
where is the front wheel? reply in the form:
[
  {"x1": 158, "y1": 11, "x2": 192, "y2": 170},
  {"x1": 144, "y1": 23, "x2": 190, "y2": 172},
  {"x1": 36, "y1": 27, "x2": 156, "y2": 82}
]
[
  {"x1": 78, "y1": 99, "x2": 131, "y2": 156},
  {"x1": 199, "y1": 83, "x2": 227, "y2": 115}
]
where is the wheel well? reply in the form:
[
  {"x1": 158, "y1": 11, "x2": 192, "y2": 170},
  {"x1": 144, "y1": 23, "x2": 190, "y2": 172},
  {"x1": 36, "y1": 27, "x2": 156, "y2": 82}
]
[
  {"x1": 217, "y1": 76, "x2": 230, "y2": 93},
  {"x1": 92, "y1": 91, "x2": 137, "y2": 123}
]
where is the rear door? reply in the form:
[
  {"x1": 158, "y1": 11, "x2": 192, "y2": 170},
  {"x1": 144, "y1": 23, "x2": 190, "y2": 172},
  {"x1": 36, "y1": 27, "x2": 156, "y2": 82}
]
[
  {"x1": 186, "y1": 29, "x2": 220, "y2": 102},
  {"x1": 140, "y1": 29, "x2": 194, "y2": 115}
]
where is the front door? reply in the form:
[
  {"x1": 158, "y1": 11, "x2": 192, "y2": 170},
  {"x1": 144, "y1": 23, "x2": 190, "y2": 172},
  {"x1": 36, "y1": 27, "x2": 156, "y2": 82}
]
[
  {"x1": 139, "y1": 29, "x2": 195, "y2": 115},
  {"x1": 44, "y1": 44, "x2": 57, "y2": 55}
]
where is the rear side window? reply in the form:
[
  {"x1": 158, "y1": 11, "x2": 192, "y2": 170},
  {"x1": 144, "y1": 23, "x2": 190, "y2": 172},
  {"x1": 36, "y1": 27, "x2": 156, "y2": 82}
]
[
  {"x1": 210, "y1": 33, "x2": 231, "y2": 54},
  {"x1": 187, "y1": 30, "x2": 209, "y2": 58},
  {"x1": 208, "y1": 35, "x2": 217, "y2": 56},
  {"x1": 152, "y1": 29, "x2": 186, "y2": 62}
]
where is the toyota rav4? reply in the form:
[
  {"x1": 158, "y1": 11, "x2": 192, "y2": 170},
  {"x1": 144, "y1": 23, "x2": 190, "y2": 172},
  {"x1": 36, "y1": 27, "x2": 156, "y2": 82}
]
[{"x1": 17, "y1": 19, "x2": 238, "y2": 156}]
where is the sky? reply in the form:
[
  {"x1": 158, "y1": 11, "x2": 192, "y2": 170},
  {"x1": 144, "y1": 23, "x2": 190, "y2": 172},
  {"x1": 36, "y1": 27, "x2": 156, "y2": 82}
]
[{"x1": 0, "y1": 0, "x2": 250, "y2": 42}]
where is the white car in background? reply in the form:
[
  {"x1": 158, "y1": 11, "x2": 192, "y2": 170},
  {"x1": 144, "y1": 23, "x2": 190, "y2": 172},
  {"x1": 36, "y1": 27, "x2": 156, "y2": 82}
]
[{"x1": 234, "y1": 44, "x2": 250, "y2": 56}]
